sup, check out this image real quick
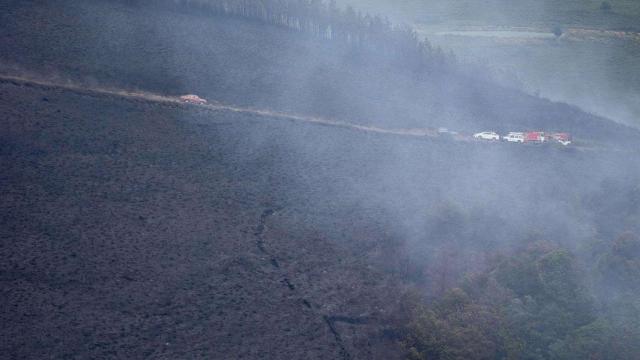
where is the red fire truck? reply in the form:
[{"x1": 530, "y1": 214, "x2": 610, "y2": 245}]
[{"x1": 524, "y1": 131, "x2": 546, "y2": 143}]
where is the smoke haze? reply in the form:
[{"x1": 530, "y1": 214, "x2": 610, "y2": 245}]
[{"x1": 1, "y1": 0, "x2": 640, "y2": 358}]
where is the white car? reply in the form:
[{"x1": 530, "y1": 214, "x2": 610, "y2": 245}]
[
  {"x1": 473, "y1": 131, "x2": 500, "y2": 141},
  {"x1": 503, "y1": 132, "x2": 525, "y2": 143}
]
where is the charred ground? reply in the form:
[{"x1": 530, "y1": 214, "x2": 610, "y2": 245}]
[
  {"x1": 2, "y1": 0, "x2": 639, "y2": 145},
  {"x1": 1, "y1": 80, "x2": 407, "y2": 359},
  {"x1": 2, "y1": 74, "x2": 639, "y2": 359},
  {"x1": 2, "y1": 1, "x2": 640, "y2": 359}
]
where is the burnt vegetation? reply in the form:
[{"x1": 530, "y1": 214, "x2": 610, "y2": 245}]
[
  {"x1": 2, "y1": 0, "x2": 639, "y2": 144},
  {"x1": 1, "y1": 1, "x2": 640, "y2": 359}
]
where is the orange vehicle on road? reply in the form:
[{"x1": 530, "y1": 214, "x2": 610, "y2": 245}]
[{"x1": 179, "y1": 94, "x2": 207, "y2": 104}]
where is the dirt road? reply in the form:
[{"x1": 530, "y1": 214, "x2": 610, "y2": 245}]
[
  {"x1": 2, "y1": 72, "x2": 618, "y2": 154},
  {"x1": 0, "y1": 73, "x2": 440, "y2": 139}
]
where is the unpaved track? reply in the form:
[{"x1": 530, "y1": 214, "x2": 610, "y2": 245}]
[
  {"x1": 2, "y1": 73, "x2": 628, "y2": 154},
  {"x1": 0, "y1": 73, "x2": 438, "y2": 140}
]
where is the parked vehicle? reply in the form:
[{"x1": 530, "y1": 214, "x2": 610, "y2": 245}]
[
  {"x1": 524, "y1": 131, "x2": 546, "y2": 143},
  {"x1": 179, "y1": 94, "x2": 207, "y2": 104},
  {"x1": 503, "y1": 132, "x2": 525, "y2": 143},
  {"x1": 473, "y1": 131, "x2": 500, "y2": 141},
  {"x1": 438, "y1": 128, "x2": 461, "y2": 139},
  {"x1": 550, "y1": 133, "x2": 572, "y2": 146}
]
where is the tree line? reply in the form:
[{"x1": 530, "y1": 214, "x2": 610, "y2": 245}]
[{"x1": 138, "y1": 0, "x2": 451, "y2": 72}]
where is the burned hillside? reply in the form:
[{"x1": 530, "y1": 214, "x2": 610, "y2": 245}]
[{"x1": 2, "y1": 1, "x2": 640, "y2": 359}]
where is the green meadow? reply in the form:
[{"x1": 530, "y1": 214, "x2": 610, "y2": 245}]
[{"x1": 339, "y1": 0, "x2": 640, "y2": 127}]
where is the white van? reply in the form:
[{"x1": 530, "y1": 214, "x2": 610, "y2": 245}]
[{"x1": 503, "y1": 132, "x2": 525, "y2": 143}]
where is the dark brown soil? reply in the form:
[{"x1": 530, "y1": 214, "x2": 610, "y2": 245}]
[
  {"x1": 0, "y1": 80, "x2": 406, "y2": 359},
  {"x1": 1, "y1": 73, "x2": 637, "y2": 359}
]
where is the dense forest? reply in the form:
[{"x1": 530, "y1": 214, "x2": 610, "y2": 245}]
[
  {"x1": 394, "y1": 237, "x2": 640, "y2": 359},
  {"x1": 131, "y1": 0, "x2": 454, "y2": 80},
  {"x1": 154, "y1": 0, "x2": 444, "y2": 58}
]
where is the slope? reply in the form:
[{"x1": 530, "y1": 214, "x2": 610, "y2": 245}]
[
  {"x1": 2, "y1": 1, "x2": 640, "y2": 358},
  {"x1": 2, "y1": 69, "x2": 639, "y2": 359},
  {"x1": 1, "y1": 0, "x2": 639, "y2": 146},
  {"x1": 0, "y1": 77, "x2": 407, "y2": 359}
]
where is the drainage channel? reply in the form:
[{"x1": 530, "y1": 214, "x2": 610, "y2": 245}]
[{"x1": 255, "y1": 207, "x2": 367, "y2": 360}]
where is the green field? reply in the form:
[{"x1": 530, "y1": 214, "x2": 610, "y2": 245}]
[
  {"x1": 339, "y1": 0, "x2": 640, "y2": 30},
  {"x1": 423, "y1": 32, "x2": 640, "y2": 127},
  {"x1": 338, "y1": 0, "x2": 640, "y2": 127}
]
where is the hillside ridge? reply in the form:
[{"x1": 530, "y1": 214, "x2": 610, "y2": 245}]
[
  {"x1": 3, "y1": 73, "x2": 636, "y2": 155},
  {"x1": 2, "y1": 0, "x2": 639, "y2": 146}
]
